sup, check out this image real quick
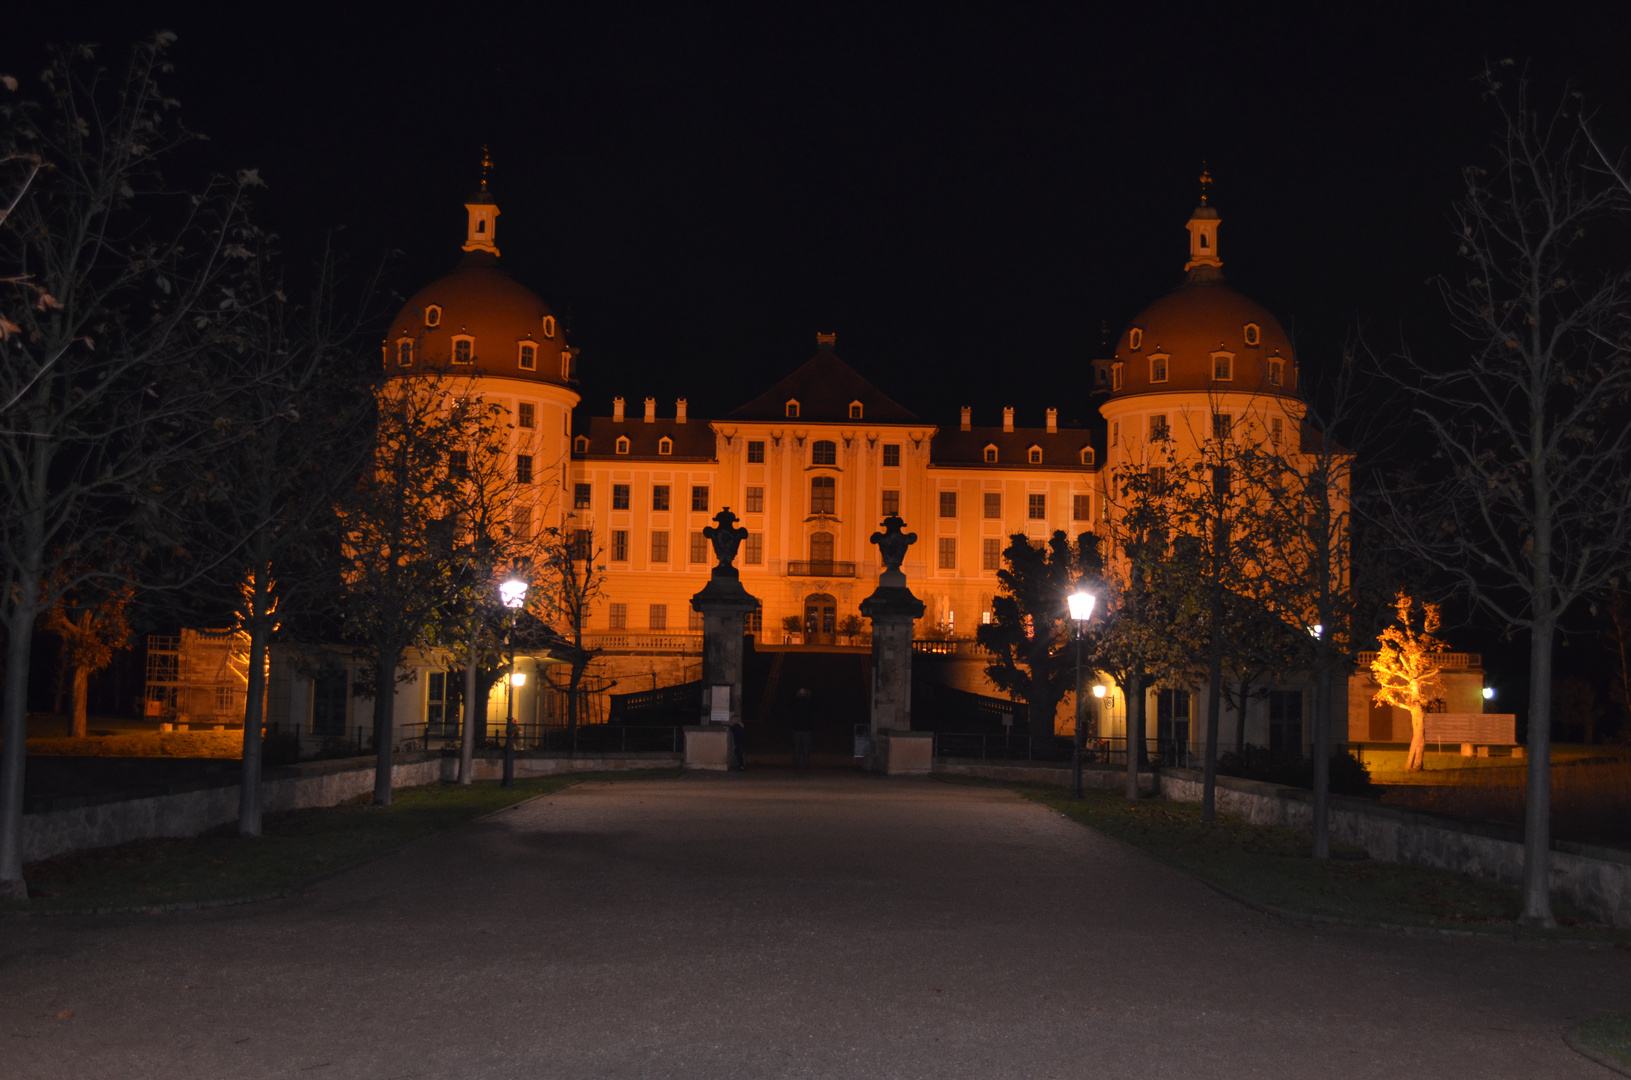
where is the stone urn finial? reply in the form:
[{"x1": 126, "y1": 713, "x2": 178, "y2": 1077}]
[
  {"x1": 870, "y1": 514, "x2": 917, "y2": 586},
  {"x1": 703, "y1": 507, "x2": 749, "y2": 574}
]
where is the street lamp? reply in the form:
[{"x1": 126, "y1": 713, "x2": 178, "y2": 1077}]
[
  {"x1": 500, "y1": 576, "x2": 528, "y2": 788},
  {"x1": 1067, "y1": 590, "x2": 1096, "y2": 800}
]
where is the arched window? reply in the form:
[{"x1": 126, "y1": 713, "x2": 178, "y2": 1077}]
[
  {"x1": 812, "y1": 439, "x2": 837, "y2": 465},
  {"x1": 518, "y1": 343, "x2": 536, "y2": 370},
  {"x1": 849, "y1": 401, "x2": 863, "y2": 420},
  {"x1": 810, "y1": 531, "x2": 834, "y2": 563},
  {"x1": 1268, "y1": 357, "x2": 1285, "y2": 386},
  {"x1": 810, "y1": 475, "x2": 835, "y2": 514},
  {"x1": 396, "y1": 339, "x2": 413, "y2": 366}
]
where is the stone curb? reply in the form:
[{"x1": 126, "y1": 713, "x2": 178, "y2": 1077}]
[{"x1": 1563, "y1": 1028, "x2": 1631, "y2": 1077}]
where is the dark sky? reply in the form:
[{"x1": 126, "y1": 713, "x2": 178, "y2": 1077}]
[{"x1": 9, "y1": 1, "x2": 1631, "y2": 432}]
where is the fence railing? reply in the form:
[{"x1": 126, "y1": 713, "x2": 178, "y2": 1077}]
[
  {"x1": 393, "y1": 721, "x2": 682, "y2": 755},
  {"x1": 912, "y1": 638, "x2": 987, "y2": 656},
  {"x1": 913, "y1": 681, "x2": 1028, "y2": 733},
  {"x1": 584, "y1": 632, "x2": 702, "y2": 653},
  {"x1": 609, "y1": 681, "x2": 702, "y2": 723}
]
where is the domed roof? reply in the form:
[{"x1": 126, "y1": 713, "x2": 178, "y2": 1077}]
[
  {"x1": 1105, "y1": 202, "x2": 1297, "y2": 400},
  {"x1": 383, "y1": 206, "x2": 574, "y2": 387}
]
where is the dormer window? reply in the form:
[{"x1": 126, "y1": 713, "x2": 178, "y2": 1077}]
[
  {"x1": 1268, "y1": 357, "x2": 1285, "y2": 386},
  {"x1": 1028, "y1": 446, "x2": 1043, "y2": 465},
  {"x1": 1243, "y1": 323, "x2": 1261, "y2": 346},
  {"x1": 574, "y1": 435, "x2": 589, "y2": 454},
  {"x1": 786, "y1": 400, "x2": 800, "y2": 418},
  {"x1": 542, "y1": 315, "x2": 557, "y2": 338},
  {"x1": 1080, "y1": 446, "x2": 1095, "y2": 466},
  {"x1": 518, "y1": 343, "x2": 536, "y2": 370},
  {"x1": 1149, "y1": 354, "x2": 1169, "y2": 383},
  {"x1": 425, "y1": 306, "x2": 441, "y2": 327},
  {"x1": 561, "y1": 353, "x2": 573, "y2": 380},
  {"x1": 1129, "y1": 327, "x2": 1143, "y2": 350},
  {"x1": 984, "y1": 445, "x2": 998, "y2": 463},
  {"x1": 1211, "y1": 351, "x2": 1233, "y2": 381},
  {"x1": 452, "y1": 336, "x2": 474, "y2": 365},
  {"x1": 1111, "y1": 362, "x2": 1123, "y2": 391},
  {"x1": 849, "y1": 400, "x2": 863, "y2": 420},
  {"x1": 658, "y1": 437, "x2": 673, "y2": 455},
  {"x1": 396, "y1": 339, "x2": 414, "y2": 366},
  {"x1": 616, "y1": 436, "x2": 630, "y2": 455}
]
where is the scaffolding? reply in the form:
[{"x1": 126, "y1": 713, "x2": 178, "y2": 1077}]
[{"x1": 143, "y1": 629, "x2": 254, "y2": 726}]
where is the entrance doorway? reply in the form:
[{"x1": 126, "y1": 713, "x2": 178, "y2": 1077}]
[{"x1": 804, "y1": 593, "x2": 837, "y2": 644}]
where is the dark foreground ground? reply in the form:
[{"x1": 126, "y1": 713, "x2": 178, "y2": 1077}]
[{"x1": 1, "y1": 772, "x2": 1625, "y2": 1078}]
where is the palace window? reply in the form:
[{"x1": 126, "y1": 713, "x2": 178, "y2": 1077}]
[
  {"x1": 516, "y1": 454, "x2": 534, "y2": 484},
  {"x1": 810, "y1": 475, "x2": 836, "y2": 515},
  {"x1": 518, "y1": 343, "x2": 536, "y2": 370},
  {"x1": 786, "y1": 400, "x2": 800, "y2": 418},
  {"x1": 939, "y1": 491, "x2": 957, "y2": 518},
  {"x1": 982, "y1": 538, "x2": 1002, "y2": 571},
  {"x1": 1027, "y1": 493, "x2": 1046, "y2": 520},
  {"x1": 511, "y1": 505, "x2": 532, "y2": 541},
  {"x1": 611, "y1": 530, "x2": 629, "y2": 561},
  {"x1": 1028, "y1": 446, "x2": 1043, "y2": 465},
  {"x1": 653, "y1": 485, "x2": 670, "y2": 511},
  {"x1": 747, "y1": 440, "x2": 765, "y2": 463},
  {"x1": 425, "y1": 305, "x2": 441, "y2": 327},
  {"x1": 449, "y1": 450, "x2": 468, "y2": 478},
  {"x1": 573, "y1": 435, "x2": 589, "y2": 454},
  {"x1": 882, "y1": 489, "x2": 900, "y2": 516},
  {"x1": 1212, "y1": 352, "x2": 1234, "y2": 381},
  {"x1": 612, "y1": 484, "x2": 630, "y2": 510},
  {"x1": 1213, "y1": 465, "x2": 1232, "y2": 497},
  {"x1": 746, "y1": 485, "x2": 764, "y2": 513},
  {"x1": 1149, "y1": 354, "x2": 1168, "y2": 382},
  {"x1": 689, "y1": 532, "x2": 708, "y2": 563},
  {"x1": 651, "y1": 530, "x2": 670, "y2": 563},
  {"x1": 812, "y1": 440, "x2": 837, "y2": 465},
  {"x1": 1128, "y1": 327, "x2": 1143, "y2": 350},
  {"x1": 1268, "y1": 357, "x2": 1285, "y2": 386},
  {"x1": 1080, "y1": 446, "x2": 1094, "y2": 466},
  {"x1": 984, "y1": 492, "x2": 1001, "y2": 519},
  {"x1": 574, "y1": 483, "x2": 592, "y2": 509},
  {"x1": 542, "y1": 314, "x2": 557, "y2": 338},
  {"x1": 690, "y1": 609, "x2": 704, "y2": 631},
  {"x1": 938, "y1": 537, "x2": 957, "y2": 570},
  {"x1": 1243, "y1": 323, "x2": 1260, "y2": 346},
  {"x1": 745, "y1": 533, "x2": 764, "y2": 564},
  {"x1": 810, "y1": 531, "x2": 835, "y2": 563},
  {"x1": 452, "y1": 336, "x2": 474, "y2": 364},
  {"x1": 649, "y1": 604, "x2": 667, "y2": 630},
  {"x1": 1111, "y1": 420, "x2": 1120, "y2": 445},
  {"x1": 608, "y1": 602, "x2": 627, "y2": 629},
  {"x1": 1213, "y1": 413, "x2": 1233, "y2": 440},
  {"x1": 984, "y1": 445, "x2": 998, "y2": 464},
  {"x1": 1111, "y1": 362, "x2": 1123, "y2": 390},
  {"x1": 1149, "y1": 414, "x2": 1169, "y2": 440},
  {"x1": 615, "y1": 436, "x2": 630, "y2": 455},
  {"x1": 883, "y1": 444, "x2": 901, "y2": 467},
  {"x1": 1271, "y1": 417, "x2": 1284, "y2": 443},
  {"x1": 691, "y1": 485, "x2": 709, "y2": 511},
  {"x1": 1073, "y1": 494, "x2": 1091, "y2": 521},
  {"x1": 849, "y1": 401, "x2": 863, "y2": 420},
  {"x1": 518, "y1": 402, "x2": 535, "y2": 428},
  {"x1": 561, "y1": 353, "x2": 573, "y2": 380},
  {"x1": 570, "y1": 529, "x2": 593, "y2": 559},
  {"x1": 397, "y1": 339, "x2": 413, "y2": 366},
  {"x1": 658, "y1": 437, "x2": 673, "y2": 456}
]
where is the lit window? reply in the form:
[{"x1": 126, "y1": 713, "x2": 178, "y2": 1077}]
[
  {"x1": 1268, "y1": 357, "x2": 1285, "y2": 386},
  {"x1": 651, "y1": 531, "x2": 670, "y2": 563},
  {"x1": 574, "y1": 483, "x2": 591, "y2": 509},
  {"x1": 982, "y1": 538, "x2": 1001, "y2": 570},
  {"x1": 810, "y1": 475, "x2": 836, "y2": 514},
  {"x1": 939, "y1": 491, "x2": 957, "y2": 518},
  {"x1": 812, "y1": 440, "x2": 837, "y2": 466},
  {"x1": 1028, "y1": 446, "x2": 1042, "y2": 465},
  {"x1": 747, "y1": 440, "x2": 765, "y2": 463},
  {"x1": 1149, "y1": 354, "x2": 1168, "y2": 383},
  {"x1": 883, "y1": 444, "x2": 901, "y2": 467},
  {"x1": 1027, "y1": 494, "x2": 1046, "y2": 520},
  {"x1": 1129, "y1": 327, "x2": 1143, "y2": 350},
  {"x1": 882, "y1": 489, "x2": 900, "y2": 516},
  {"x1": 1212, "y1": 353, "x2": 1233, "y2": 381},
  {"x1": 745, "y1": 486, "x2": 764, "y2": 513},
  {"x1": 786, "y1": 400, "x2": 800, "y2": 418},
  {"x1": 849, "y1": 401, "x2": 863, "y2": 420},
  {"x1": 690, "y1": 532, "x2": 709, "y2": 563},
  {"x1": 516, "y1": 454, "x2": 533, "y2": 484},
  {"x1": 1149, "y1": 414, "x2": 1168, "y2": 440},
  {"x1": 984, "y1": 445, "x2": 998, "y2": 464},
  {"x1": 518, "y1": 343, "x2": 536, "y2": 370},
  {"x1": 658, "y1": 437, "x2": 673, "y2": 456},
  {"x1": 452, "y1": 337, "x2": 474, "y2": 364},
  {"x1": 1073, "y1": 494, "x2": 1091, "y2": 521},
  {"x1": 542, "y1": 314, "x2": 557, "y2": 338},
  {"x1": 1244, "y1": 323, "x2": 1260, "y2": 346},
  {"x1": 397, "y1": 340, "x2": 413, "y2": 366},
  {"x1": 612, "y1": 484, "x2": 630, "y2": 509},
  {"x1": 425, "y1": 306, "x2": 441, "y2": 327},
  {"x1": 615, "y1": 436, "x2": 630, "y2": 455},
  {"x1": 745, "y1": 533, "x2": 764, "y2": 564},
  {"x1": 1080, "y1": 447, "x2": 1094, "y2": 465},
  {"x1": 611, "y1": 532, "x2": 629, "y2": 561},
  {"x1": 653, "y1": 485, "x2": 670, "y2": 511},
  {"x1": 1111, "y1": 363, "x2": 1123, "y2": 391},
  {"x1": 983, "y1": 492, "x2": 1001, "y2": 518},
  {"x1": 938, "y1": 537, "x2": 956, "y2": 570},
  {"x1": 573, "y1": 435, "x2": 588, "y2": 454},
  {"x1": 691, "y1": 485, "x2": 709, "y2": 511},
  {"x1": 518, "y1": 402, "x2": 535, "y2": 429}
]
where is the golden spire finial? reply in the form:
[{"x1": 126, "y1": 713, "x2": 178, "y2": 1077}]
[
  {"x1": 1199, "y1": 162, "x2": 1212, "y2": 206},
  {"x1": 479, "y1": 145, "x2": 494, "y2": 191}
]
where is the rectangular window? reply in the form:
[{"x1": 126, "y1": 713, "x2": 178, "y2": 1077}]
[
  {"x1": 747, "y1": 440, "x2": 765, "y2": 463},
  {"x1": 570, "y1": 528, "x2": 593, "y2": 560},
  {"x1": 1073, "y1": 494, "x2": 1092, "y2": 521},
  {"x1": 1212, "y1": 465, "x2": 1232, "y2": 497},
  {"x1": 650, "y1": 530, "x2": 669, "y2": 563},
  {"x1": 1111, "y1": 363, "x2": 1123, "y2": 391},
  {"x1": 745, "y1": 486, "x2": 764, "y2": 513},
  {"x1": 883, "y1": 444, "x2": 901, "y2": 467},
  {"x1": 1213, "y1": 413, "x2": 1233, "y2": 440},
  {"x1": 612, "y1": 484, "x2": 630, "y2": 510},
  {"x1": 1149, "y1": 414, "x2": 1168, "y2": 440},
  {"x1": 691, "y1": 485, "x2": 709, "y2": 512},
  {"x1": 938, "y1": 537, "x2": 957, "y2": 570},
  {"x1": 882, "y1": 489, "x2": 900, "y2": 516},
  {"x1": 449, "y1": 450, "x2": 468, "y2": 478},
  {"x1": 1271, "y1": 417, "x2": 1284, "y2": 443},
  {"x1": 1268, "y1": 358, "x2": 1284, "y2": 386},
  {"x1": 518, "y1": 402, "x2": 535, "y2": 429},
  {"x1": 653, "y1": 485, "x2": 670, "y2": 511},
  {"x1": 574, "y1": 482, "x2": 592, "y2": 509},
  {"x1": 982, "y1": 537, "x2": 1002, "y2": 570},
  {"x1": 1213, "y1": 354, "x2": 1233, "y2": 380},
  {"x1": 690, "y1": 531, "x2": 709, "y2": 563},
  {"x1": 511, "y1": 505, "x2": 532, "y2": 541},
  {"x1": 516, "y1": 454, "x2": 533, "y2": 484},
  {"x1": 689, "y1": 608, "x2": 704, "y2": 631},
  {"x1": 745, "y1": 532, "x2": 764, "y2": 564},
  {"x1": 453, "y1": 339, "x2": 473, "y2": 364},
  {"x1": 608, "y1": 602, "x2": 627, "y2": 630},
  {"x1": 518, "y1": 344, "x2": 536, "y2": 371},
  {"x1": 1150, "y1": 355, "x2": 1168, "y2": 382},
  {"x1": 939, "y1": 490, "x2": 957, "y2": 518},
  {"x1": 649, "y1": 604, "x2": 667, "y2": 631},
  {"x1": 983, "y1": 492, "x2": 1001, "y2": 519},
  {"x1": 611, "y1": 530, "x2": 629, "y2": 561},
  {"x1": 810, "y1": 476, "x2": 836, "y2": 515},
  {"x1": 1027, "y1": 493, "x2": 1046, "y2": 520}
]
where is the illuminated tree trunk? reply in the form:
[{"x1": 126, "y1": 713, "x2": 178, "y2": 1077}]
[
  {"x1": 238, "y1": 617, "x2": 271, "y2": 837},
  {"x1": 69, "y1": 666, "x2": 90, "y2": 740},
  {"x1": 1406, "y1": 703, "x2": 1426, "y2": 772}
]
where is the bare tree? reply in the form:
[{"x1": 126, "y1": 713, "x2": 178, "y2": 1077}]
[
  {"x1": 1377, "y1": 70, "x2": 1631, "y2": 926},
  {"x1": 0, "y1": 37, "x2": 256, "y2": 899},
  {"x1": 1370, "y1": 592, "x2": 1447, "y2": 771},
  {"x1": 541, "y1": 515, "x2": 605, "y2": 751}
]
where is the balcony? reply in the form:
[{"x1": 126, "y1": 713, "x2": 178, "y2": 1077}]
[
  {"x1": 584, "y1": 632, "x2": 703, "y2": 654},
  {"x1": 785, "y1": 560, "x2": 857, "y2": 578},
  {"x1": 1356, "y1": 651, "x2": 1481, "y2": 671}
]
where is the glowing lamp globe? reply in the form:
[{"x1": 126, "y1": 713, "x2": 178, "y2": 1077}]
[
  {"x1": 1067, "y1": 591, "x2": 1096, "y2": 622},
  {"x1": 1092, "y1": 685, "x2": 1107, "y2": 699},
  {"x1": 1482, "y1": 687, "x2": 1495, "y2": 701},
  {"x1": 511, "y1": 672, "x2": 527, "y2": 688},
  {"x1": 499, "y1": 578, "x2": 529, "y2": 609}
]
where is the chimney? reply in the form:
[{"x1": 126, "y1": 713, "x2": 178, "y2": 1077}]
[
  {"x1": 1002, "y1": 407, "x2": 1014, "y2": 433},
  {"x1": 1046, "y1": 408, "x2": 1058, "y2": 434},
  {"x1": 960, "y1": 406, "x2": 971, "y2": 431},
  {"x1": 644, "y1": 396, "x2": 656, "y2": 423},
  {"x1": 613, "y1": 396, "x2": 625, "y2": 423},
  {"x1": 675, "y1": 398, "x2": 688, "y2": 424},
  {"x1": 816, "y1": 331, "x2": 837, "y2": 349}
]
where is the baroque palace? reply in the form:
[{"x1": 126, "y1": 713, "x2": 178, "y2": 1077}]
[{"x1": 240, "y1": 178, "x2": 1491, "y2": 756}]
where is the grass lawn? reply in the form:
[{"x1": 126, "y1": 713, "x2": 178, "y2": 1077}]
[
  {"x1": 3, "y1": 771, "x2": 677, "y2": 915},
  {"x1": 1576, "y1": 1012, "x2": 1631, "y2": 1068},
  {"x1": 993, "y1": 781, "x2": 1629, "y2": 941}
]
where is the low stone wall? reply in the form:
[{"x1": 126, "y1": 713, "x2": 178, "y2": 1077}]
[
  {"x1": 441, "y1": 753, "x2": 681, "y2": 781},
  {"x1": 935, "y1": 759, "x2": 1155, "y2": 793},
  {"x1": 1155, "y1": 768, "x2": 1631, "y2": 929}
]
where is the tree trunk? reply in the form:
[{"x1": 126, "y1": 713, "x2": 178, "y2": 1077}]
[
  {"x1": 1406, "y1": 705, "x2": 1426, "y2": 771},
  {"x1": 1124, "y1": 669, "x2": 1146, "y2": 800},
  {"x1": 459, "y1": 619, "x2": 479, "y2": 786},
  {"x1": 1520, "y1": 618, "x2": 1557, "y2": 927},
  {"x1": 0, "y1": 590, "x2": 42, "y2": 900},
  {"x1": 373, "y1": 652, "x2": 396, "y2": 806},
  {"x1": 1311, "y1": 655, "x2": 1332, "y2": 860},
  {"x1": 237, "y1": 614, "x2": 271, "y2": 838},
  {"x1": 69, "y1": 666, "x2": 90, "y2": 739},
  {"x1": 1201, "y1": 625, "x2": 1224, "y2": 823}
]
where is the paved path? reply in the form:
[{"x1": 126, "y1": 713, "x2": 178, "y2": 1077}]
[{"x1": 1, "y1": 773, "x2": 1625, "y2": 1078}]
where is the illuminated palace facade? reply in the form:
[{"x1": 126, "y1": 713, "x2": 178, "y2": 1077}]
[{"x1": 261, "y1": 182, "x2": 1447, "y2": 754}]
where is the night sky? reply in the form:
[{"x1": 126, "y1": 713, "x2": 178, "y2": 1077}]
[{"x1": 12, "y1": 2, "x2": 1631, "y2": 433}]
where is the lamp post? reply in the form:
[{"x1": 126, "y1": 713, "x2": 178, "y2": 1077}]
[
  {"x1": 1067, "y1": 590, "x2": 1096, "y2": 800},
  {"x1": 499, "y1": 577, "x2": 528, "y2": 788}
]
